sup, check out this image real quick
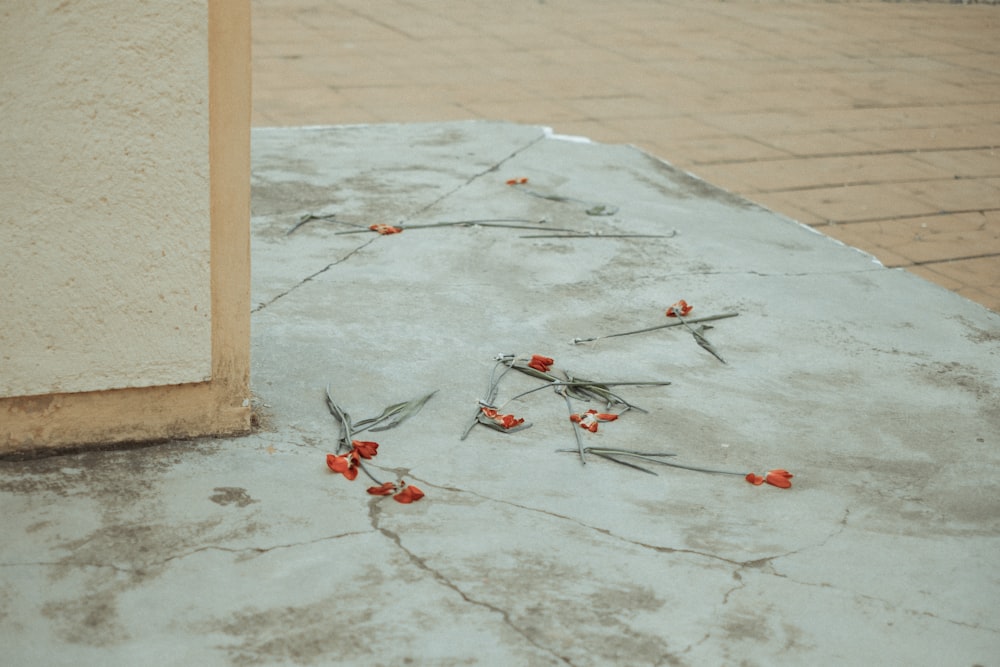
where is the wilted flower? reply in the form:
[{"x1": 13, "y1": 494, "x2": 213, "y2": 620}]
[
  {"x1": 326, "y1": 452, "x2": 359, "y2": 480},
  {"x1": 527, "y1": 354, "x2": 554, "y2": 373},
  {"x1": 351, "y1": 440, "x2": 379, "y2": 459},
  {"x1": 570, "y1": 409, "x2": 619, "y2": 433},
  {"x1": 746, "y1": 469, "x2": 793, "y2": 488},
  {"x1": 366, "y1": 481, "x2": 426, "y2": 503},
  {"x1": 480, "y1": 406, "x2": 525, "y2": 429},
  {"x1": 370, "y1": 223, "x2": 403, "y2": 235},
  {"x1": 393, "y1": 483, "x2": 425, "y2": 504},
  {"x1": 666, "y1": 299, "x2": 693, "y2": 317}
]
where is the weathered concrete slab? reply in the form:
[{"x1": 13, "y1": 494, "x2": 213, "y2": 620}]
[{"x1": 2, "y1": 121, "x2": 998, "y2": 665}]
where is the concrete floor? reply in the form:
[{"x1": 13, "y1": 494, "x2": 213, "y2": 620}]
[
  {"x1": 2, "y1": 122, "x2": 998, "y2": 665},
  {"x1": 251, "y1": 0, "x2": 1000, "y2": 313}
]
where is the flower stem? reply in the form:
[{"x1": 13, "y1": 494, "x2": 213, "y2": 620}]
[
  {"x1": 573, "y1": 312, "x2": 739, "y2": 344},
  {"x1": 557, "y1": 388, "x2": 586, "y2": 465}
]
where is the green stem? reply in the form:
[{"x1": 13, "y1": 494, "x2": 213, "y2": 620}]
[{"x1": 573, "y1": 312, "x2": 739, "y2": 344}]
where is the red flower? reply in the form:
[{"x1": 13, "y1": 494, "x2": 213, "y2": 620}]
[
  {"x1": 326, "y1": 452, "x2": 359, "y2": 480},
  {"x1": 506, "y1": 177, "x2": 529, "y2": 185},
  {"x1": 370, "y1": 224, "x2": 402, "y2": 235},
  {"x1": 351, "y1": 440, "x2": 379, "y2": 459},
  {"x1": 366, "y1": 481, "x2": 426, "y2": 503},
  {"x1": 481, "y1": 406, "x2": 525, "y2": 429},
  {"x1": 570, "y1": 409, "x2": 619, "y2": 433},
  {"x1": 666, "y1": 299, "x2": 693, "y2": 317},
  {"x1": 527, "y1": 354, "x2": 554, "y2": 373},
  {"x1": 393, "y1": 483, "x2": 425, "y2": 504},
  {"x1": 746, "y1": 469, "x2": 794, "y2": 489}
]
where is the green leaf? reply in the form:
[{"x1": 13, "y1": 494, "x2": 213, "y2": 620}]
[{"x1": 365, "y1": 390, "x2": 438, "y2": 432}]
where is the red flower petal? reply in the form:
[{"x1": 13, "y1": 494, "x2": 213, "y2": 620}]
[
  {"x1": 369, "y1": 224, "x2": 402, "y2": 235},
  {"x1": 595, "y1": 413, "x2": 618, "y2": 422},
  {"x1": 326, "y1": 454, "x2": 349, "y2": 473},
  {"x1": 569, "y1": 414, "x2": 582, "y2": 423},
  {"x1": 745, "y1": 473, "x2": 765, "y2": 486},
  {"x1": 351, "y1": 440, "x2": 379, "y2": 459},
  {"x1": 367, "y1": 482, "x2": 397, "y2": 496},
  {"x1": 506, "y1": 177, "x2": 529, "y2": 185},
  {"x1": 481, "y1": 406, "x2": 523, "y2": 429},
  {"x1": 393, "y1": 484, "x2": 425, "y2": 504},
  {"x1": 326, "y1": 453, "x2": 359, "y2": 480},
  {"x1": 765, "y1": 469, "x2": 793, "y2": 489},
  {"x1": 666, "y1": 299, "x2": 693, "y2": 317}
]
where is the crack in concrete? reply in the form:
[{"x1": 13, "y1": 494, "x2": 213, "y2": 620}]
[
  {"x1": 252, "y1": 238, "x2": 377, "y2": 313},
  {"x1": 401, "y1": 132, "x2": 548, "y2": 223},
  {"x1": 250, "y1": 133, "x2": 545, "y2": 315},
  {"x1": 0, "y1": 530, "x2": 374, "y2": 574},
  {"x1": 365, "y1": 496, "x2": 575, "y2": 666}
]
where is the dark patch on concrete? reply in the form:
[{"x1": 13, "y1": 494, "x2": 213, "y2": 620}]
[
  {"x1": 249, "y1": 180, "x2": 345, "y2": 227},
  {"x1": 954, "y1": 315, "x2": 1000, "y2": 345},
  {"x1": 210, "y1": 487, "x2": 258, "y2": 508},
  {"x1": 214, "y1": 603, "x2": 376, "y2": 666},
  {"x1": 42, "y1": 588, "x2": 128, "y2": 647}
]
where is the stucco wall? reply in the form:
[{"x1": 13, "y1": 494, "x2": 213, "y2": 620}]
[{"x1": 0, "y1": 0, "x2": 212, "y2": 397}]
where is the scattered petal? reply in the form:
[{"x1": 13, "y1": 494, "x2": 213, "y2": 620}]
[
  {"x1": 765, "y1": 469, "x2": 794, "y2": 488},
  {"x1": 570, "y1": 409, "x2": 618, "y2": 433},
  {"x1": 481, "y1": 406, "x2": 525, "y2": 429},
  {"x1": 326, "y1": 453, "x2": 359, "y2": 480},
  {"x1": 393, "y1": 484, "x2": 425, "y2": 504},
  {"x1": 527, "y1": 354, "x2": 555, "y2": 373},
  {"x1": 351, "y1": 440, "x2": 379, "y2": 459},
  {"x1": 367, "y1": 482, "x2": 397, "y2": 496},
  {"x1": 666, "y1": 299, "x2": 693, "y2": 317},
  {"x1": 506, "y1": 177, "x2": 529, "y2": 185},
  {"x1": 370, "y1": 223, "x2": 403, "y2": 235},
  {"x1": 746, "y1": 470, "x2": 793, "y2": 488}
]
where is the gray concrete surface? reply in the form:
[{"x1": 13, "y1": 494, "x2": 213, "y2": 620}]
[{"x1": 2, "y1": 121, "x2": 998, "y2": 666}]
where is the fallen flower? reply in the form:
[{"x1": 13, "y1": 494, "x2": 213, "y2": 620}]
[
  {"x1": 570, "y1": 409, "x2": 619, "y2": 433},
  {"x1": 666, "y1": 299, "x2": 693, "y2": 317},
  {"x1": 366, "y1": 481, "x2": 426, "y2": 503},
  {"x1": 481, "y1": 406, "x2": 525, "y2": 429},
  {"x1": 506, "y1": 177, "x2": 529, "y2": 185},
  {"x1": 367, "y1": 482, "x2": 397, "y2": 496},
  {"x1": 369, "y1": 223, "x2": 403, "y2": 235},
  {"x1": 527, "y1": 354, "x2": 554, "y2": 373},
  {"x1": 393, "y1": 483, "x2": 425, "y2": 504},
  {"x1": 746, "y1": 469, "x2": 794, "y2": 489},
  {"x1": 350, "y1": 439, "x2": 379, "y2": 459},
  {"x1": 326, "y1": 453, "x2": 359, "y2": 481}
]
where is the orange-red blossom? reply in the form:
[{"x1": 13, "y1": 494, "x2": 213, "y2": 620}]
[
  {"x1": 367, "y1": 481, "x2": 426, "y2": 504},
  {"x1": 481, "y1": 407, "x2": 524, "y2": 429},
  {"x1": 570, "y1": 409, "x2": 619, "y2": 433},
  {"x1": 745, "y1": 469, "x2": 794, "y2": 489}
]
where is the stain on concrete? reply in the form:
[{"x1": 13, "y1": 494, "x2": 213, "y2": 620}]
[
  {"x1": 214, "y1": 603, "x2": 375, "y2": 666},
  {"x1": 42, "y1": 587, "x2": 129, "y2": 647},
  {"x1": 210, "y1": 487, "x2": 258, "y2": 508}
]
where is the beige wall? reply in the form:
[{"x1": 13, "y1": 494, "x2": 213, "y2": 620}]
[
  {"x1": 1, "y1": 0, "x2": 251, "y2": 453},
  {"x1": 0, "y1": 1, "x2": 212, "y2": 397}
]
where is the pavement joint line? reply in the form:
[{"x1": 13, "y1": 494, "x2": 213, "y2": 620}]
[
  {"x1": 813, "y1": 207, "x2": 1000, "y2": 225},
  {"x1": 909, "y1": 252, "x2": 1000, "y2": 266},
  {"x1": 691, "y1": 145, "x2": 1000, "y2": 166},
  {"x1": 748, "y1": 177, "x2": 1000, "y2": 194}
]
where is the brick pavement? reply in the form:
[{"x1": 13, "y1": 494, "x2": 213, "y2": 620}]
[{"x1": 250, "y1": 0, "x2": 1000, "y2": 312}]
